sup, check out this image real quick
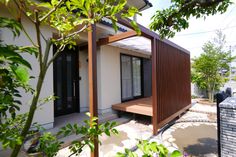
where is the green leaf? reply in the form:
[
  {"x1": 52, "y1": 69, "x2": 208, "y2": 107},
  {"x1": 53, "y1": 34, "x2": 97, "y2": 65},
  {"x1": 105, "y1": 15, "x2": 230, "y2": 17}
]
[
  {"x1": 85, "y1": 0, "x2": 91, "y2": 12},
  {"x1": 170, "y1": 150, "x2": 182, "y2": 157},
  {"x1": 110, "y1": 121, "x2": 117, "y2": 128},
  {"x1": 104, "y1": 129, "x2": 110, "y2": 136},
  {"x1": 111, "y1": 19, "x2": 118, "y2": 33},
  {"x1": 37, "y1": 2, "x2": 53, "y2": 9},
  {"x1": 0, "y1": 46, "x2": 21, "y2": 58},
  {"x1": 11, "y1": 65, "x2": 30, "y2": 84},
  {"x1": 92, "y1": 117, "x2": 98, "y2": 121},
  {"x1": 86, "y1": 112, "x2": 91, "y2": 117},
  {"x1": 111, "y1": 129, "x2": 119, "y2": 135},
  {"x1": 0, "y1": 17, "x2": 22, "y2": 37},
  {"x1": 51, "y1": 0, "x2": 58, "y2": 6},
  {"x1": 130, "y1": 21, "x2": 141, "y2": 36},
  {"x1": 8, "y1": 56, "x2": 32, "y2": 69},
  {"x1": 87, "y1": 141, "x2": 95, "y2": 151}
]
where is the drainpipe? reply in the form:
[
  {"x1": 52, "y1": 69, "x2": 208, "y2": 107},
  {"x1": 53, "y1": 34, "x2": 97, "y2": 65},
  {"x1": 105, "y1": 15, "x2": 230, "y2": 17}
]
[{"x1": 133, "y1": 14, "x2": 137, "y2": 21}]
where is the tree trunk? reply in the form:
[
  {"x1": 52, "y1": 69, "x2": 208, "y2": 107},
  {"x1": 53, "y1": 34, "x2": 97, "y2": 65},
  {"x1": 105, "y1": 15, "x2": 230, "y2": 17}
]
[
  {"x1": 208, "y1": 90, "x2": 214, "y2": 102},
  {"x1": 10, "y1": 70, "x2": 46, "y2": 157}
]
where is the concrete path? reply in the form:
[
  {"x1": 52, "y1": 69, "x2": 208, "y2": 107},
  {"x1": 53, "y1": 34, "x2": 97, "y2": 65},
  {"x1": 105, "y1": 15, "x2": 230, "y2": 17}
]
[
  {"x1": 156, "y1": 103, "x2": 217, "y2": 157},
  {"x1": 56, "y1": 120, "x2": 153, "y2": 157}
]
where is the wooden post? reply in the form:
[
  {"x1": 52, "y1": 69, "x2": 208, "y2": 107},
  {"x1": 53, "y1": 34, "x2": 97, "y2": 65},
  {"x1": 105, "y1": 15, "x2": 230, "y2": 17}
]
[
  {"x1": 88, "y1": 24, "x2": 99, "y2": 157},
  {"x1": 152, "y1": 38, "x2": 158, "y2": 135}
]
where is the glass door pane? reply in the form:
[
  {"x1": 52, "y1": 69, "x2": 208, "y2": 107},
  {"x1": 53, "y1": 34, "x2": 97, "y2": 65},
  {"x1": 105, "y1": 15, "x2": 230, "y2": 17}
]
[
  {"x1": 121, "y1": 55, "x2": 133, "y2": 100},
  {"x1": 66, "y1": 54, "x2": 73, "y2": 109},
  {"x1": 55, "y1": 55, "x2": 63, "y2": 111},
  {"x1": 132, "y1": 57, "x2": 141, "y2": 97}
]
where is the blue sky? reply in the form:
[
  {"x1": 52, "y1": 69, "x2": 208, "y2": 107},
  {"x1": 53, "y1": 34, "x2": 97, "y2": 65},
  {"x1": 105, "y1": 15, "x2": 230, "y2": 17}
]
[{"x1": 137, "y1": 0, "x2": 236, "y2": 59}]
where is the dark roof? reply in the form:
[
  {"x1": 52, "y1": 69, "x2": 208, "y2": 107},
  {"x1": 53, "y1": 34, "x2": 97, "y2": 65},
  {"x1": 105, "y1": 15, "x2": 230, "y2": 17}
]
[
  {"x1": 143, "y1": 0, "x2": 153, "y2": 8},
  {"x1": 100, "y1": 20, "x2": 127, "y2": 32}
]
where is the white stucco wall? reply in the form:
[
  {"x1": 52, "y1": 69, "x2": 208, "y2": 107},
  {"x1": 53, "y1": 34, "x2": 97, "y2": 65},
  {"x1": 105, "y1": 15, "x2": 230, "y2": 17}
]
[
  {"x1": 98, "y1": 45, "x2": 150, "y2": 114},
  {"x1": 1, "y1": 3, "x2": 152, "y2": 125},
  {"x1": 0, "y1": 8, "x2": 55, "y2": 129},
  {"x1": 79, "y1": 50, "x2": 89, "y2": 112},
  {"x1": 78, "y1": 45, "x2": 151, "y2": 114}
]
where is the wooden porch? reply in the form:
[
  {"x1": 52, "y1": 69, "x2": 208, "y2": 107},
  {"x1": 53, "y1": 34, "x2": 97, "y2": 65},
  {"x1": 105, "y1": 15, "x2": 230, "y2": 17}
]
[
  {"x1": 87, "y1": 18, "x2": 191, "y2": 157},
  {"x1": 112, "y1": 97, "x2": 152, "y2": 116}
]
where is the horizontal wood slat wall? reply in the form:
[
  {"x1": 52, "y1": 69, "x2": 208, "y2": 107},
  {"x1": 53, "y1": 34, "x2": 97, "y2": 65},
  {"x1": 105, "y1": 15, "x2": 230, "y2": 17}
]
[{"x1": 155, "y1": 40, "x2": 191, "y2": 129}]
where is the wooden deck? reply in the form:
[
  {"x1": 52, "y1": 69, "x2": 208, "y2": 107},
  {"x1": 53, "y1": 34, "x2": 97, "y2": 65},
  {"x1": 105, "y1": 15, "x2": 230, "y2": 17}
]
[{"x1": 112, "y1": 97, "x2": 152, "y2": 116}]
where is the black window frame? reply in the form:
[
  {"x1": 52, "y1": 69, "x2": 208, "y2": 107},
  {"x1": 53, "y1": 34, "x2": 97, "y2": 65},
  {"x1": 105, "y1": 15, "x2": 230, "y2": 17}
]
[{"x1": 120, "y1": 53, "x2": 144, "y2": 102}]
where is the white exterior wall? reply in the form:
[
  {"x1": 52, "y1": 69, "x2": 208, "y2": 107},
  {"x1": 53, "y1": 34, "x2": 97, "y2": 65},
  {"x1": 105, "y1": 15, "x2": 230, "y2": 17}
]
[
  {"x1": 78, "y1": 48, "x2": 101, "y2": 113},
  {"x1": 0, "y1": 8, "x2": 54, "y2": 129},
  {"x1": 98, "y1": 45, "x2": 150, "y2": 114},
  {"x1": 78, "y1": 45, "x2": 151, "y2": 114},
  {"x1": 79, "y1": 50, "x2": 89, "y2": 112},
  {"x1": 1, "y1": 4, "x2": 151, "y2": 125}
]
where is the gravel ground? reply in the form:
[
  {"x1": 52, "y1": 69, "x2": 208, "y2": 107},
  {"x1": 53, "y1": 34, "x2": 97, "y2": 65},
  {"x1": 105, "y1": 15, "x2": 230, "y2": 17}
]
[
  {"x1": 56, "y1": 120, "x2": 153, "y2": 157},
  {"x1": 56, "y1": 102, "x2": 218, "y2": 157},
  {"x1": 156, "y1": 103, "x2": 218, "y2": 157},
  {"x1": 191, "y1": 103, "x2": 217, "y2": 114},
  {"x1": 0, "y1": 102, "x2": 216, "y2": 157}
]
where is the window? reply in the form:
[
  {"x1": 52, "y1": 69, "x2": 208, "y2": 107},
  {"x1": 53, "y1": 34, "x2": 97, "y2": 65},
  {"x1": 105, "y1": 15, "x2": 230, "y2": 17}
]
[{"x1": 121, "y1": 54, "x2": 142, "y2": 101}]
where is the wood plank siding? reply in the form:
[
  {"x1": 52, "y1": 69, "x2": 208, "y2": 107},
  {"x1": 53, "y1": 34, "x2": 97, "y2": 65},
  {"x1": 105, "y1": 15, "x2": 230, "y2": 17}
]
[
  {"x1": 117, "y1": 18, "x2": 191, "y2": 134},
  {"x1": 155, "y1": 40, "x2": 191, "y2": 129}
]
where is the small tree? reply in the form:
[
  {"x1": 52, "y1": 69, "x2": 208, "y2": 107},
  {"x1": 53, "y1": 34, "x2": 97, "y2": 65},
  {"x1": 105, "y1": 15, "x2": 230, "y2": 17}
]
[
  {"x1": 191, "y1": 31, "x2": 233, "y2": 102},
  {"x1": 0, "y1": 0, "x2": 140, "y2": 156}
]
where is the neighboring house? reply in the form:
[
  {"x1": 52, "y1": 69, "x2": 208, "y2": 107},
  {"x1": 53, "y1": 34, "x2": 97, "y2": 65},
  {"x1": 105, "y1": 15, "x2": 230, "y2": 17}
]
[{"x1": 0, "y1": 0, "x2": 191, "y2": 134}]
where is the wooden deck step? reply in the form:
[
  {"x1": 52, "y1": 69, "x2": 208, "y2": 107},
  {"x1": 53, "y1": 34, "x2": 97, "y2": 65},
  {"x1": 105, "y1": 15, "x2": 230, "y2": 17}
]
[{"x1": 112, "y1": 97, "x2": 153, "y2": 116}]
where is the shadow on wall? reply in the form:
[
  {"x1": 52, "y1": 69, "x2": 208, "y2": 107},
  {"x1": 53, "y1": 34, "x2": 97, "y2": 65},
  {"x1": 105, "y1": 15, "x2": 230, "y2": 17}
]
[{"x1": 184, "y1": 138, "x2": 218, "y2": 157}]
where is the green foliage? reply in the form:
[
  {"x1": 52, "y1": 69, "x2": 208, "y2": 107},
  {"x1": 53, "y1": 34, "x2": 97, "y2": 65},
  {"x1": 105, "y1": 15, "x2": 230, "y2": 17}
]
[
  {"x1": 0, "y1": 17, "x2": 33, "y2": 119},
  {"x1": 58, "y1": 113, "x2": 118, "y2": 156},
  {"x1": 0, "y1": 15, "x2": 34, "y2": 154},
  {"x1": 0, "y1": 1, "x2": 141, "y2": 156},
  {"x1": 150, "y1": 0, "x2": 232, "y2": 38},
  {"x1": 0, "y1": 17, "x2": 22, "y2": 37},
  {"x1": 0, "y1": 114, "x2": 27, "y2": 149},
  {"x1": 191, "y1": 31, "x2": 234, "y2": 101},
  {"x1": 38, "y1": 132, "x2": 62, "y2": 157},
  {"x1": 116, "y1": 140, "x2": 182, "y2": 157},
  {"x1": 8, "y1": 0, "x2": 141, "y2": 47}
]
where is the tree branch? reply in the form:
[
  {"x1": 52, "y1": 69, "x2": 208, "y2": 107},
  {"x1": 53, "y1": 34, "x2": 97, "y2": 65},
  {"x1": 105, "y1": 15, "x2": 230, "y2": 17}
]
[
  {"x1": 22, "y1": 26, "x2": 37, "y2": 47},
  {"x1": 35, "y1": 10, "x2": 43, "y2": 70},
  {"x1": 46, "y1": 44, "x2": 65, "y2": 70},
  {"x1": 39, "y1": 0, "x2": 66, "y2": 22},
  {"x1": 166, "y1": 0, "x2": 225, "y2": 26},
  {"x1": 56, "y1": 25, "x2": 88, "y2": 42},
  {"x1": 42, "y1": 39, "x2": 52, "y2": 69},
  {"x1": 5, "y1": 6, "x2": 37, "y2": 46},
  {"x1": 12, "y1": 0, "x2": 35, "y2": 23},
  {"x1": 46, "y1": 25, "x2": 88, "y2": 68}
]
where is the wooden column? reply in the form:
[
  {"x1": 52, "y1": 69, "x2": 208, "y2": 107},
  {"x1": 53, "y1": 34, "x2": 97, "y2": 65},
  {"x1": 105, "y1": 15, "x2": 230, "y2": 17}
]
[
  {"x1": 151, "y1": 38, "x2": 158, "y2": 135},
  {"x1": 88, "y1": 24, "x2": 99, "y2": 157}
]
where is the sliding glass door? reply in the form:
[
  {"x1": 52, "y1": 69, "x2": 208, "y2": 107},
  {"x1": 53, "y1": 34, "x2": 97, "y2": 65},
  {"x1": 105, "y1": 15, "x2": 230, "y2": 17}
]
[{"x1": 121, "y1": 54, "x2": 142, "y2": 101}]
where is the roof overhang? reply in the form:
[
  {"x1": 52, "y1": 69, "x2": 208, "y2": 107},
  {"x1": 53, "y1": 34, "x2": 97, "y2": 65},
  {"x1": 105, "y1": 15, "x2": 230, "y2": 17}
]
[
  {"x1": 127, "y1": 0, "x2": 153, "y2": 11},
  {"x1": 109, "y1": 36, "x2": 151, "y2": 55}
]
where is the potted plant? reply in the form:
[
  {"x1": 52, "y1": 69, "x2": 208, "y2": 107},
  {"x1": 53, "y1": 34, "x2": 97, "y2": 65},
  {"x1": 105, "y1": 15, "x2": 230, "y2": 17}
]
[
  {"x1": 24, "y1": 132, "x2": 62, "y2": 157},
  {"x1": 23, "y1": 129, "x2": 42, "y2": 157}
]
